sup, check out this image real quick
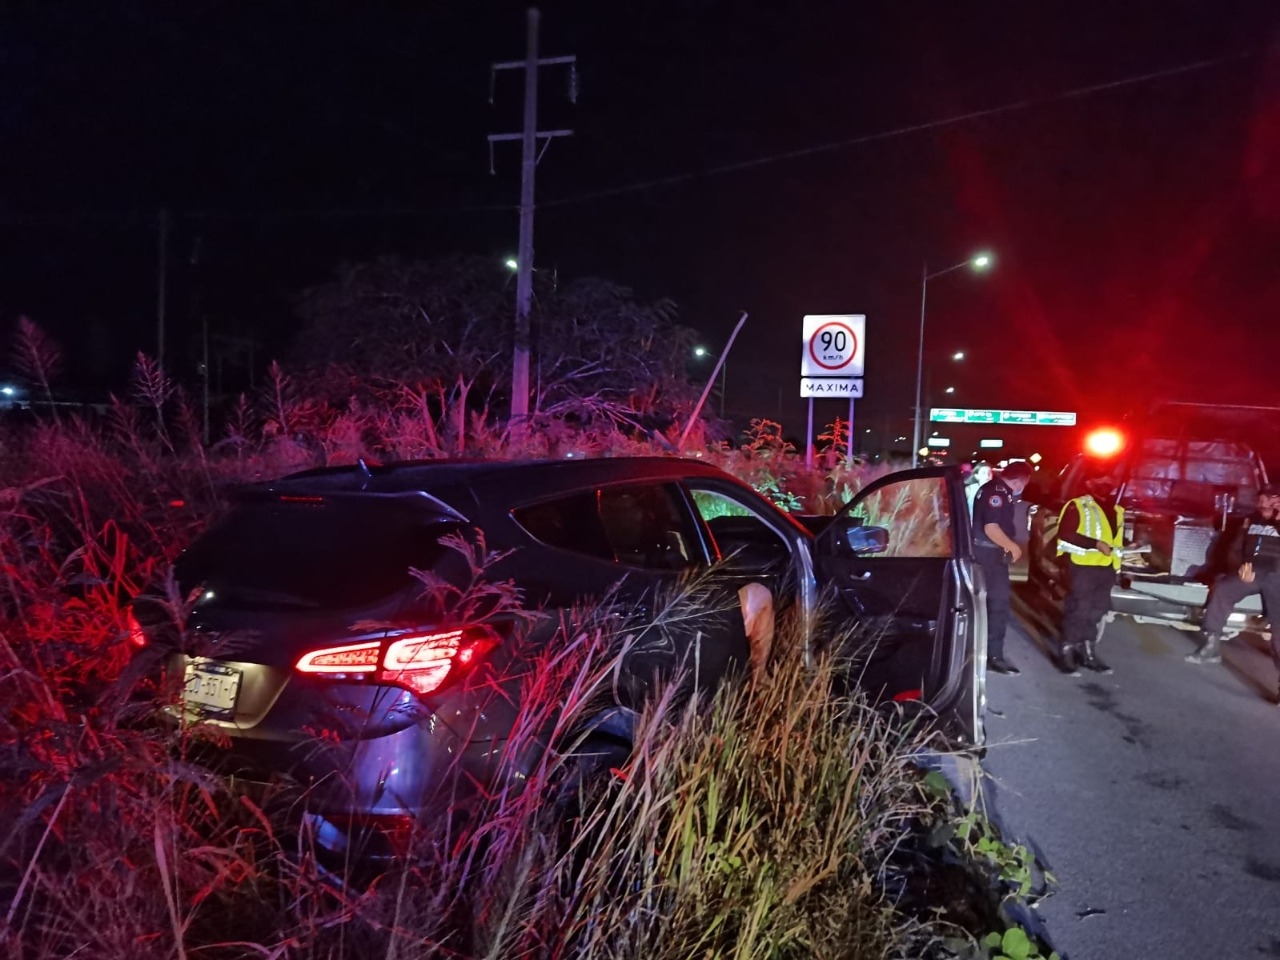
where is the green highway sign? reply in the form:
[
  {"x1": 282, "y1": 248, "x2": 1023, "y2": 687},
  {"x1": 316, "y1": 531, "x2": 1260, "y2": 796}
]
[
  {"x1": 928, "y1": 408, "x2": 1077, "y2": 426},
  {"x1": 1001, "y1": 410, "x2": 1038, "y2": 425},
  {"x1": 1035, "y1": 411, "x2": 1077, "y2": 425}
]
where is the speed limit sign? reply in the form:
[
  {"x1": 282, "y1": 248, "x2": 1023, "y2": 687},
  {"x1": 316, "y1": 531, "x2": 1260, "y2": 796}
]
[{"x1": 801, "y1": 315, "x2": 865, "y2": 378}]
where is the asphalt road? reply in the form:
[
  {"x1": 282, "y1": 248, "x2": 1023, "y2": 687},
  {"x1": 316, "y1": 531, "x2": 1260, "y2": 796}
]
[{"x1": 982, "y1": 583, "x2": 1280, "y2": 960}]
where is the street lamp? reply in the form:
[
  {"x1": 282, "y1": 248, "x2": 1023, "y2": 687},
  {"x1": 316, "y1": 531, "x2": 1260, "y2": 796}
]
[
  {"x1": 922, "y1": 350, "x2": 963, "y2": 412},
  {"x1": 693, "y1": 345, "x2": 727, "y2": 417},
  {"x1": 912, "y1": 253, "x2": 993, "y2": 467},
  {"x1": 504, "y1": 257, "x2": 519, "y2": 271}
]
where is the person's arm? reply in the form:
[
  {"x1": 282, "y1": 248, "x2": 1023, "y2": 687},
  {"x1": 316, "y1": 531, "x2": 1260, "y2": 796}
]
[
  {"x1": 1056, "y1": 501, "x2": 1114, "y2": 555},
  {"x1": 1225, "y1": 518, "x2": 1249, "y2": 570},
  {"x1": 983, "y1": 522, "x2": 1020, "y2": 554}
]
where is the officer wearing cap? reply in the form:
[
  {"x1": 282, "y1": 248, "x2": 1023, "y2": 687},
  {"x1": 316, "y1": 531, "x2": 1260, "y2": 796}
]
[
  {"x1": 1186, "y1": 481, "x2": 1280, "y2": 702},
  {"x1": 972, "y1": 460, "x2": 1033, "y2": 675}
]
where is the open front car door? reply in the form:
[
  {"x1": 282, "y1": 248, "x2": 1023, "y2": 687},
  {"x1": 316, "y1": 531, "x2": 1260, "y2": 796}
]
[{"x1": 813, "y1": 465, "x2": 985, "y2": 747}]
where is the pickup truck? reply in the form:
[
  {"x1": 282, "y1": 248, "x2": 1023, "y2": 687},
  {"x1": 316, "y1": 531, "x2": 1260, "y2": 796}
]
[{"x1": 1024, "y1": 403, "x2": 1279, "y2": 637}]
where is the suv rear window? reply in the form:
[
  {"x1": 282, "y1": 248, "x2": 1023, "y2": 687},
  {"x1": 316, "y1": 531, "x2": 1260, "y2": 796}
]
[{"x1": 175, "y1": 497, "x2": 456, "y2": 610}]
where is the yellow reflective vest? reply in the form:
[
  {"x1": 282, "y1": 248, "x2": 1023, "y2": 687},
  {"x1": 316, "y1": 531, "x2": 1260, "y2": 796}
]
[{"x1": 1056, "y1": 495, "x2": 1124, "y2": 570}]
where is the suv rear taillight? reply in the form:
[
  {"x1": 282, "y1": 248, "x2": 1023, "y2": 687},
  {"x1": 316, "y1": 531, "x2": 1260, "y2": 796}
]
[
  {"x1": 295, "y1": 628, "x2": 496, "y2": 697},
  {"x1": 295, "y1": 641, "x2": 380, "y2": 674},
  {"x1": 126, "y1": 610, "x2": 148, "y2": 648}
]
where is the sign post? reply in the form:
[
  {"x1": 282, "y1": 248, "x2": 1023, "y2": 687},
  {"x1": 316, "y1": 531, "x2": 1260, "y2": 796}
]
[
  {"x1": 806, "y1": 397, "x2": 815, "y2": 469},
  {"x1": 848, "y1": 396, "x2": 855, "y2": 462}
]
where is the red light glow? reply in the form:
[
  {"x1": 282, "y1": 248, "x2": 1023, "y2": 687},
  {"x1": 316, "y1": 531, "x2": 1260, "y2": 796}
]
[
  {"x1": 126, "y1": 611, "x2": 147, "y2": 648},
  {"x1": 379, "y1": 629, "x2": 463, "y2": 696},
  {"x1": 296, "y1": 641, "x2": 381, "y2": 673},
  {"x1": 295, "y1": 627, "x2": 495, "y2": 697},
  {"x1": 1084, "y1": 427, "x2": 1125, "y2": 458}
]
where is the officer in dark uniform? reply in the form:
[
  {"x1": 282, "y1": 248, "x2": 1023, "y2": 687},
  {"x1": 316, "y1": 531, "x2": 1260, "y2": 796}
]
[{"x1": 971, "y1": 460, "x2": 1034, "y2": 675}]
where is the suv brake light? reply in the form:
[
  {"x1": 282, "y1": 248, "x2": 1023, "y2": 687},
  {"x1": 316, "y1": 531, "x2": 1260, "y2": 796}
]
[
  {"x1": 296, "y1": 641, "x2": 381, "y2": 673},
  {"x1": 126, "y1": 610, "x2": 148, "y2": 648},
  {"x1": 295, "y1": 628, "x2": 496, "y2": 697}
]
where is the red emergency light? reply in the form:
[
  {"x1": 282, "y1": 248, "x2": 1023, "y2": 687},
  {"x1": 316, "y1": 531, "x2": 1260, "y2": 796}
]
[{"x1": 1084, "y1": 427, "x2": 1125, "y2": 458}]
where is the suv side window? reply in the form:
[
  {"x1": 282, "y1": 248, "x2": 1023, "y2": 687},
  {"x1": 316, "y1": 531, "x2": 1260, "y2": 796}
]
[
  {"x1": 513, "y1": 483, "x2": 701, "y2": 570},
  {"x1": 687, "y1": 486, "x2": 791, "y2": 566},
  {"x1": 847, "y1": 475, "x2": 953, "y2": 559},
  {"x1": 598, "y1": 483, "x2": 701, "y2": 570},
  {"x1": 512, "y1": 491, "x2": 614, "y2": 560}
]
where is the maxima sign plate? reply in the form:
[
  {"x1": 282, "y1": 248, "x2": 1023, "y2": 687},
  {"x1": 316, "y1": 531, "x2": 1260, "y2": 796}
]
[{"x1": 801, "y1": 377, "x2": 864, "y2": 398}]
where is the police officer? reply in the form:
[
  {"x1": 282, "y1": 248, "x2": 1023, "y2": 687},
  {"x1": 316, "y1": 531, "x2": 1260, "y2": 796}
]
[
  {"x1": 972, "y1": 460, "x2": 1033, "y2": 675},
  {"x1": 1185, "y1": 483, "x2": 1280, "y2": 701}
]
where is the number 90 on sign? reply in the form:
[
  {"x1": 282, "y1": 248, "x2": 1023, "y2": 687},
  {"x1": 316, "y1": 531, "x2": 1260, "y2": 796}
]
[{"x1": 801, "y1": 315, "x2": 865, "y2": 378}]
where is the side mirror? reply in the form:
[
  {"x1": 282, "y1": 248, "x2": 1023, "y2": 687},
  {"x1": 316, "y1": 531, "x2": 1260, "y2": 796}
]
[{"x1": 830, "y1": 516, "x2": 889, "y2": 556}]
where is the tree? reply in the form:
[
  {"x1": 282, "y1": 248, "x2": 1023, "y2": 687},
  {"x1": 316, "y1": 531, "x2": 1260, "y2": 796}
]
[{"x1": 290, "y1": 255, "x2": 702, "y2": 436}]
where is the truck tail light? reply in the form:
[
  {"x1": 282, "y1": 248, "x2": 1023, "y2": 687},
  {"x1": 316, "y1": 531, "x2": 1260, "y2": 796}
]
[
  {"x1": 295, "y1": 628, "x2": 496, "y2": 697},
  {"x1": 1084, "y1": 427, "x2": 1125, "y2": 458}
]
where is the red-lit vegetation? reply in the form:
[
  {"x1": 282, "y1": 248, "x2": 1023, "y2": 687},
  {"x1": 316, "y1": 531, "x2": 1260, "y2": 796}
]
[{"x1": 0, "y1": 319, "x2": 1050, "y2": 958}]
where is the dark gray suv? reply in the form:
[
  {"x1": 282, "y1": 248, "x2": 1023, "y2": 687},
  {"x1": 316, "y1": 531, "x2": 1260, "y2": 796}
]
[{"x1": 132, "y1": 457, "x2": 985, "y2": 854}]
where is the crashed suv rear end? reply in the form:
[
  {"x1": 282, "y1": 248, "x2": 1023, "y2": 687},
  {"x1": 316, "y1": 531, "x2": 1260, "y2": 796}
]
[{"x1": 132, "y1": 489, "x2": 530, "y2": 851}]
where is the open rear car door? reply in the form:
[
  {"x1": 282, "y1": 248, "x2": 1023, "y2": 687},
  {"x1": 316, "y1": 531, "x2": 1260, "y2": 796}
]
[{"x1": 812, "y1": 466, "x2": 986, "y2": 747}]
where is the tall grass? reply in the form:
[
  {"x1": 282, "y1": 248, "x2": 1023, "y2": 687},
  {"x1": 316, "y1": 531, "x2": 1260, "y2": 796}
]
[
  {"x1": 0, "y1": 343, "x2": 1042, "y2": 959},
  {"x1": 2, "y1": 567, "x2": 1010, "y2": 959}
]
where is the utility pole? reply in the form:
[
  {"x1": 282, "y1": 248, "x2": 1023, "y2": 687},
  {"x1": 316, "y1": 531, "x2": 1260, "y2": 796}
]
[
  {"x1": 489, "y1": 7, "x2": 575, "y2": 422},
  {"x1": 190, "y1": 235, "x2": 209, "y2": 445},
  {"x1": 156, "y1": 208, "x2": 169, "y2": 370}
]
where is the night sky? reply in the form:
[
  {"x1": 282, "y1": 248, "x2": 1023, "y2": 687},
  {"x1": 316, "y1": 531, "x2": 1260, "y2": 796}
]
[{"x1": 2, "y1": 0, "x2": 1278, "y2": 457}]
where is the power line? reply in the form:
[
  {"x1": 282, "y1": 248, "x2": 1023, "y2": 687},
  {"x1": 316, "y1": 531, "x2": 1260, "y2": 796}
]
[
  {"x1": 0, "y1": 201, "x2": 513, "y2": 228},
  {"x1": 0, "y1": 46, "x2": 1262, "y2": 227},
  {"x1": 186, "y1": 202, "x2": 512, "y2": 222},
  {"x1": 542, "y1": 47, "x2": 1261, "y2": 208}
]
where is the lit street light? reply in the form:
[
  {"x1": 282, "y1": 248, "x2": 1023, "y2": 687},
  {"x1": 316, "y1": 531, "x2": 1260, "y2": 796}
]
[
  {"x1": 693, "y1": 345, "x2": 727, "y2": 417},
  {"x1": 912, "y1": 253, "x2": 993, "y2": 467},
  {"x1": 504, "y1": 257, "x2": 519, "y2": 271},
  {"x1": 921, "y1": 350, "x2": 964, "y2": 431}
]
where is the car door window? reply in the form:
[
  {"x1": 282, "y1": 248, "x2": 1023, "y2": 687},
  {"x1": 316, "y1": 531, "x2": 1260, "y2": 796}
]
[
  {"x1": 512, "y1": 491, "x2": 614, "y2": 560},
  {"x1": 598, "y1": 483, "x2": 700, "y2": 571},
  {"x1": 688, "y1": 487, "x2": 791, "y2": 566},
  {"x1": 846, "y1": 475, "x2": 953, "y2": 559}
]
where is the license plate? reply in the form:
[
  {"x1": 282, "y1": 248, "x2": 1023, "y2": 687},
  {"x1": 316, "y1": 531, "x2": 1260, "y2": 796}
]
[{"x1": 183, "y1": 660, "x2": 242, "y2": 718}]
